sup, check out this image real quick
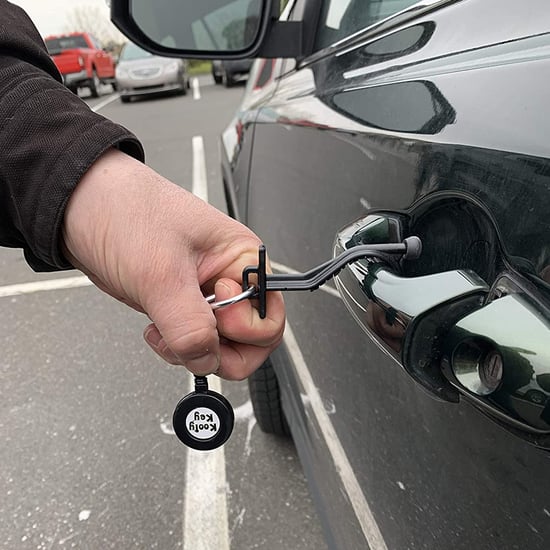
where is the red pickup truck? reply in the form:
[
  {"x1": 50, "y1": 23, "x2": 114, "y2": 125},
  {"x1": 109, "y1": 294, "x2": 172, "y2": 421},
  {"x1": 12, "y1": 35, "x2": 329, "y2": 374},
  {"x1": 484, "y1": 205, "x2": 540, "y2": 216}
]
[{"x1": 44, "y1": 32, "x2": 116, "y2": 97}]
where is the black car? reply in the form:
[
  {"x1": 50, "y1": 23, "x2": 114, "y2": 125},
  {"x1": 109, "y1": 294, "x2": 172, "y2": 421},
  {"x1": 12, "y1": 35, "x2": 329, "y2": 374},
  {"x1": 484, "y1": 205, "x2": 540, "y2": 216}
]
[
  {"x1": 113, "y1": 1, "x2": 550, "y2": 548},
  {"x1": 212, "y1": 59, "x2": 254, "y2": 87}
]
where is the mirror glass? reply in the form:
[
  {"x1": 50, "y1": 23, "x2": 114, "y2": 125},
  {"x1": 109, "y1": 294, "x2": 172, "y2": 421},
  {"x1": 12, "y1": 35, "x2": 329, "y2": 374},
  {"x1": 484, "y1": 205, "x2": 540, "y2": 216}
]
[{"x1": 129, "y1": 0, "x2": 263, "y2": 52}]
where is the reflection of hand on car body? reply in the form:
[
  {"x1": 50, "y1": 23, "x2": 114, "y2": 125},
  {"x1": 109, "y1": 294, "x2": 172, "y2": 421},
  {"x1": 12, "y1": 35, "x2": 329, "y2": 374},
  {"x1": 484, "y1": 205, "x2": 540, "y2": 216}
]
[
  {"x1": 365, "y1": 300, "x2": 405, "y2": 353},
  {"x1": 63, "y1": 149, "x2": 285, "y2": 380}
]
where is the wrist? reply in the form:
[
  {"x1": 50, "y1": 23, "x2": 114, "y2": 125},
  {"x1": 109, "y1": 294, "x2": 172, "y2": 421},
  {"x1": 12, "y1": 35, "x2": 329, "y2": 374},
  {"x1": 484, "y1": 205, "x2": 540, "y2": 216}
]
[{"x1": 62, "y1": 148, "x2": 120, "y2": 271}]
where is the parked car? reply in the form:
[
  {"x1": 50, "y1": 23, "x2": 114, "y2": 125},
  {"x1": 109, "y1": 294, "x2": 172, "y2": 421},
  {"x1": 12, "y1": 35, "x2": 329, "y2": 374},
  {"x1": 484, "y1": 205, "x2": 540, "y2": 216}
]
[
  {"x1": 113, "y1": 1, "x2": 550, "y2": 549},
  {"x1": 44, "y1": 32, "x2": 116, "y2": 97},
  {"x1": 212, "y1": 59, "x2": 253, "y2": 87},
  {"x1": 211, "y1": 60, "x2": 223, "y2": 84},
  {"x1": 115, "y1": 42, "x2": 190, "y2": 103}
]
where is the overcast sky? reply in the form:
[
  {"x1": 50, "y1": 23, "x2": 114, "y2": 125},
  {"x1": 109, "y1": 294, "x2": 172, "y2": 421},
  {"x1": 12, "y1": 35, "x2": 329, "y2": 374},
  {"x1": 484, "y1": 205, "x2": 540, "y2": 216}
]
[{"x1": 9, "y1": 0, "x2": 112, "y2": 37}]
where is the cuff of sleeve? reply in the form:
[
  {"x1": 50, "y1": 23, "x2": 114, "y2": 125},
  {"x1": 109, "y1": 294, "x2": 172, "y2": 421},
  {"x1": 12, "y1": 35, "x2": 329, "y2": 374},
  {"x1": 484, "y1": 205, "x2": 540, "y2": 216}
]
[{"x1": 25, "y1": 122, "x2": 144, "y2": 272}]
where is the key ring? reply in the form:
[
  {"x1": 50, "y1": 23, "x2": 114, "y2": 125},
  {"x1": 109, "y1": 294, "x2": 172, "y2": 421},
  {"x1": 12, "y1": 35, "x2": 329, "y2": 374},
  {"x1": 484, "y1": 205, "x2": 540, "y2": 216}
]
[{"x1": 206, "y1": 285, "x2": 257, "y2": 310}]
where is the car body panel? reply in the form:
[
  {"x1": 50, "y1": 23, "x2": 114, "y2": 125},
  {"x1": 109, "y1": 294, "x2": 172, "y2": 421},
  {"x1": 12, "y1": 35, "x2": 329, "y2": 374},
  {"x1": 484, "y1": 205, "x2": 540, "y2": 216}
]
[
  {"x1": 224, "y1": 0, "x2": 550, "y2": 548},
  {"x1": 221, "y1": 58, "x2": 288, "y2": 220}
]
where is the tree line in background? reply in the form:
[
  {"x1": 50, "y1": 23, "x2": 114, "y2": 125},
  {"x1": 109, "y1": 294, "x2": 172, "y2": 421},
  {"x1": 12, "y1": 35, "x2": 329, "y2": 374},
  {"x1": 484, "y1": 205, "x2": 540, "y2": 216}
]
[{"x1": 63, "y1": 5, "x2": 126, "y2": 56}]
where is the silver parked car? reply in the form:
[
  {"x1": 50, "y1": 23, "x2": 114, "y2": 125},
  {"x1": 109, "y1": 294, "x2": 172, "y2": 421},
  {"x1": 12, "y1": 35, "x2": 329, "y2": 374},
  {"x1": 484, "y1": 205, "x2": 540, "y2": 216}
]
[{"x1": 115, "y1": 42, "x2": 189, "y2": 102}]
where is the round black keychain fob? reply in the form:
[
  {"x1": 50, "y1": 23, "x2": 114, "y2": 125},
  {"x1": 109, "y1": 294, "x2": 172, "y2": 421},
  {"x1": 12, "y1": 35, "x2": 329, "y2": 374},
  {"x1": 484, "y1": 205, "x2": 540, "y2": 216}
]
[{"x1": 172, "y1": 376, "x2": 234, "y2": 451}]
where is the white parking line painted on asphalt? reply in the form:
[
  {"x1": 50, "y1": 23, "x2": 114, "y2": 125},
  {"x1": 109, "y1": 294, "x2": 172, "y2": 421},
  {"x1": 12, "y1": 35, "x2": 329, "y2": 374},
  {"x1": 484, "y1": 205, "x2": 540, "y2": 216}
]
[
  {"x1": 283, "y1": 322, "x2": 388, "y2": 550},
  {"x1": 90, "y1": 93, "x2": 121, "y2": 112},
  {"x1": 0, "y1": 276, "x2": 93, "y2": 298},
  {"x1": 192, "y1": 78, "x2": 201, "y2": 100},
  {"x1": 185, "y1": 136, "x2": 230, "y2": 550},
  {"x1": 183, "y1": 376, "x2": 230, "y2": 550},
  {"x1": 192, "y1": 136, "x2": 208, "y2": 202}
]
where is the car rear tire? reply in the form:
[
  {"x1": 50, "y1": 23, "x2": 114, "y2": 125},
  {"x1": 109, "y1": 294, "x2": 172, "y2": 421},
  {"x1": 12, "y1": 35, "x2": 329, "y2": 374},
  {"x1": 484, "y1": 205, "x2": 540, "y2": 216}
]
[
  {"x1": 248, "y1": 358, "x2": 290, "y2": 436},
  {"x1": 178, "y1": 75, "x2": 188, "y2": 95},
  {"x1": 120, "y1": 95, "x2": 131, "y2": 103},
  {"x1": 222, "y1": 70, "x2": 234, "y2": 88},
  {"x1": 89, "y1": 69, "x2": 101, "y2": 98}
]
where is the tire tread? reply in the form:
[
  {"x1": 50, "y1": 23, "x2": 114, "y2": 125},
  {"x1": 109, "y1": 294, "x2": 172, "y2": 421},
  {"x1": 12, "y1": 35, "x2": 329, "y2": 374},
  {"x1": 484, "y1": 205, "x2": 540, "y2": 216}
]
[{"x1": 248, "y1": 360, "x2": 290, "y2": 437}]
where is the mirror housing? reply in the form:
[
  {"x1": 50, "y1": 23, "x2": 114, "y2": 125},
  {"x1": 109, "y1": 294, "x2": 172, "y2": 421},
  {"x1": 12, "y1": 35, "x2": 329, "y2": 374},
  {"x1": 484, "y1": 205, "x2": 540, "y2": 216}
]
[{"x1": 111, "y1": 0, "x2": 304, "y2": 59}]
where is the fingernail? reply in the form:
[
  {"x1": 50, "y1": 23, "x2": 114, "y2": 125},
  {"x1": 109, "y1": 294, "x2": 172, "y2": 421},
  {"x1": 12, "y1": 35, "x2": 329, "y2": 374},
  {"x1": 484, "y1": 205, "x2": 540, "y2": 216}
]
[
  {"x1": 215, "y1": 280, "x2": 231, "y2": 298},
  {"x1": 186, "y1": 353, "x2": 220, "y2": 376},
  {"x1": 144, "y1": 328, "x2": 181, "y2": 363},
  {"x1": 144, "y1": 326, "x2": 161, "y2": 347}
]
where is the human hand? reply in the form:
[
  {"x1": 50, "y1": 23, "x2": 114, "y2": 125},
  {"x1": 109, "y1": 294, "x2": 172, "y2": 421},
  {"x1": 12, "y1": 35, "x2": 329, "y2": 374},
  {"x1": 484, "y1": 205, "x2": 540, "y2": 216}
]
[{"x1": 62, "y1": 148, "x2": 285, "y2": 380}]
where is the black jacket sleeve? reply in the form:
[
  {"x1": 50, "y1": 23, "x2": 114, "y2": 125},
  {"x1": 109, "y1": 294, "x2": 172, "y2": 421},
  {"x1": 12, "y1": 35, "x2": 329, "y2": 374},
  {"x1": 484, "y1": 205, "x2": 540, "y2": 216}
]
[{"x1": 0, "y1": 1, "x2": 145, "y2": 271}]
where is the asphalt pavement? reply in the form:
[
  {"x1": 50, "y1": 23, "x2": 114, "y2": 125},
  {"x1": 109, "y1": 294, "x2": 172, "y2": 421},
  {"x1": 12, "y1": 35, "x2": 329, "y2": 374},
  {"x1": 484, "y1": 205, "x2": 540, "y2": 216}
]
[{"x1": 0, "y1": 76, "x2": 327, "y2": 549}]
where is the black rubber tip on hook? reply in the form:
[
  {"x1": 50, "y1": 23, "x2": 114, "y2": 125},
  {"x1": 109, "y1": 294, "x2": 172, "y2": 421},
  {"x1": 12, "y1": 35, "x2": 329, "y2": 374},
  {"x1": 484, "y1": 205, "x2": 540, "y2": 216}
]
[{"x1": 403, "y1": 236, "x2": 422, "y2": 260}]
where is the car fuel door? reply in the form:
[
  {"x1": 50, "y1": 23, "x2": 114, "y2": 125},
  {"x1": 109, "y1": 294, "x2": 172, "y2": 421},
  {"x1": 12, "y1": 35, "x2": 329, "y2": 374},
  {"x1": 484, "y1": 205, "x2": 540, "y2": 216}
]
[{"x1": 335, "y1": 205, "x2": 550, "y2": 448}]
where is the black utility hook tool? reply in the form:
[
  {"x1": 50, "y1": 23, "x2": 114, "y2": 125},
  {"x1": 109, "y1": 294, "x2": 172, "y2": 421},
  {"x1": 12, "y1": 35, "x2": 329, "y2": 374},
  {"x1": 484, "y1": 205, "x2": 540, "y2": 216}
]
[
  {"x1": 174, "y1": 236, "x2": 422, "y2": 451},
  {"x1": 240, "y1": 236, "x2": 422, "y2": 318}
]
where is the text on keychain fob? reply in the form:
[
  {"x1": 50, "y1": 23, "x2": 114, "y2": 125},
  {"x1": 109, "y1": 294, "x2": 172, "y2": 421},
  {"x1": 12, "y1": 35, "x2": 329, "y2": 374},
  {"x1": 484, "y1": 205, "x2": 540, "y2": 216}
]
[{"x1": 172, "y1": 376, "x2": 234, "y2": 451}]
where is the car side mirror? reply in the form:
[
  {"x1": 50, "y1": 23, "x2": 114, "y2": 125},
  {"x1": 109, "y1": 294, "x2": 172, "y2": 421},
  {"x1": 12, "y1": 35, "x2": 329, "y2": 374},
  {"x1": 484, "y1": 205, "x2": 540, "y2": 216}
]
[{"x1": 110, "y1": 0, "x2": 304, "y2": 59}]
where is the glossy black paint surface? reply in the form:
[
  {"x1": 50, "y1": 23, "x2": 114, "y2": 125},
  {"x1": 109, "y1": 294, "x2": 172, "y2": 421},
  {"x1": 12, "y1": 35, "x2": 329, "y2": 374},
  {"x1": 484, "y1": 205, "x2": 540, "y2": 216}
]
[{"x1": 221, "y1": 0, "x2": 550, "y2": 548}]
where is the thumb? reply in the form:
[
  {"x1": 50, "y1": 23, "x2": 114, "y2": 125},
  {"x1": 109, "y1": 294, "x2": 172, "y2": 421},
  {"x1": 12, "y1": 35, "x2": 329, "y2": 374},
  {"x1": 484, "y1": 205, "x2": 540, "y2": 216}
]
[{"x1": 143, "y1": 281, "x2": 221, "y2": 376}]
